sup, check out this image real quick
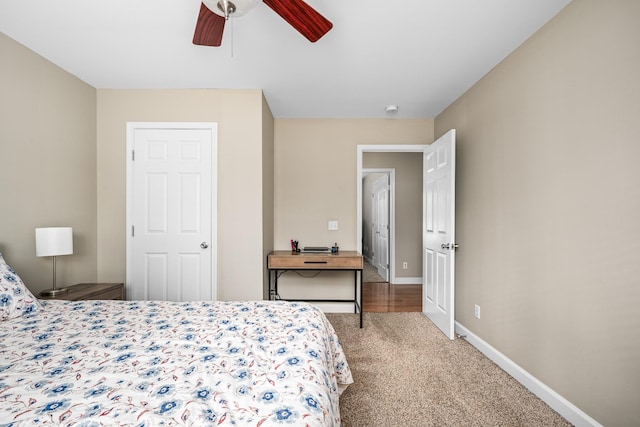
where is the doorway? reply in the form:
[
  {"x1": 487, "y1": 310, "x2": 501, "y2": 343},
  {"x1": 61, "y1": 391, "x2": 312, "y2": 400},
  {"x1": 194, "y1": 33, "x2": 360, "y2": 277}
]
[
  {"x1": 357, "y1": 146, "x2": 426, "y2": 285},
  {"x1": 358, "y1": 145, "x2": 427, "y2": 313},
  {"x1": 358, "y1": 135, "x2": 457, "y2": 338},
  {"x1": 362, "y1": 169, "x2": 394, "y2": 282}
]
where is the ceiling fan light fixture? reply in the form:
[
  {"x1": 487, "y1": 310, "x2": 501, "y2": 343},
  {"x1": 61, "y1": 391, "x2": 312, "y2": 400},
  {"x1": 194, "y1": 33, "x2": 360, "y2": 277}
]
[
  {"x1": 385, "y1": 105, "x2": 399, "y2": 113},
  {"x1": 204, "y1": 0, "x2": 260, "y2": 19}
]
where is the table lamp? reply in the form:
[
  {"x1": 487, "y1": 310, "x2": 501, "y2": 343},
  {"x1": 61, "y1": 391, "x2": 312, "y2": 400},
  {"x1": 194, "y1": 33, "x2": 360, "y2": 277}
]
[{"x1": 36, "y1": 227, "x2": 73, "y2": 297}]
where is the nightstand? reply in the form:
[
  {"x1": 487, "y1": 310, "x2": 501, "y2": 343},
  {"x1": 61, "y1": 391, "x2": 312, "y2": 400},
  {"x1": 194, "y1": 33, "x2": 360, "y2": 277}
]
[{"x1": 39, "y1": 283, "x2": 125, "y2": 301}]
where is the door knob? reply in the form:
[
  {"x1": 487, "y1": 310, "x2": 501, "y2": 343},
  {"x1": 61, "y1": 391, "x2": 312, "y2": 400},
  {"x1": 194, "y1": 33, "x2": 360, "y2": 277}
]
[
  {"x1": 441, "y1": 243, "x2": 459, "y2": 250},
  {"x1": 200, "y1": 242, "x2": 209, "y2": 249}
]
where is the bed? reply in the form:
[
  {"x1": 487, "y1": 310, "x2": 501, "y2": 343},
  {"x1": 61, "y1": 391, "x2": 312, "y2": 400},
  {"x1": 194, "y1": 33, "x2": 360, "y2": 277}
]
[{"x1": 0, "y1": 253, "x2": 353, "y2": 426}]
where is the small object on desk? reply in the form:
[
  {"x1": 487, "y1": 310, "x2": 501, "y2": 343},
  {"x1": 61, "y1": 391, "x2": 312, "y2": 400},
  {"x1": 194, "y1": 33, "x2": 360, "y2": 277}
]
[
  {"x1": 303, "y1": 246, "x2": 330, "y2": 253},
  {"x1": 291, "y1": 239, "x2": 300, "y2": 252},
  {"x1": 331, "y1": 243, "x2": 339, "y2": 253}
]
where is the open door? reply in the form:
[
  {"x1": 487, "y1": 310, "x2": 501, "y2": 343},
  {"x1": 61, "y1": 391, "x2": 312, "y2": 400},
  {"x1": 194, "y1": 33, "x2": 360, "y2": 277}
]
[
  {"x1": 372, "y1": 174, "x2": 390, "y2": 281},
  {"x1": 423, "y1": 129, "x2": 456, "y2": 339}
]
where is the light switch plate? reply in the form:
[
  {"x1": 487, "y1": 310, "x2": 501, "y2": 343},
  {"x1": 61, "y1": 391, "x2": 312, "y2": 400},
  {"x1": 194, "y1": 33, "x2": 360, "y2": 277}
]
[{"x1": 328, "y1": 220, "x2": 339, "y2": 231}]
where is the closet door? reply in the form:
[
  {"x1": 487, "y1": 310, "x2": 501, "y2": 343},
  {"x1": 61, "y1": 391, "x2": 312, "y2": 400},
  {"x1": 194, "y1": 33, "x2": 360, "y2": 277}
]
[{"x1": 127, "y1": 123, "x2": 217, "y2": 301}]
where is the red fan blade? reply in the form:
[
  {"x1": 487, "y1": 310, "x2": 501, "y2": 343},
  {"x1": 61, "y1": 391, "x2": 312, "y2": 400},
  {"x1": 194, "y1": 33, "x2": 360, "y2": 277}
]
[
  {"x1": 193, "y1": 3, "x2": 226, "y2": 46},
  {"x1": 263, "y1": 0, "x2": 333, "y2": 42}
]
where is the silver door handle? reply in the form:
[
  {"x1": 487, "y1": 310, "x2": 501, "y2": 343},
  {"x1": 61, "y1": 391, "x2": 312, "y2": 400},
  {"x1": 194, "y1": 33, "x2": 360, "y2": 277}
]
[
  {"x1": 200, "y1": 242, "x2": 209, "y2": 249},
  {"x1": 441, "y1": 243, "x2": 459, "y2": 250}
]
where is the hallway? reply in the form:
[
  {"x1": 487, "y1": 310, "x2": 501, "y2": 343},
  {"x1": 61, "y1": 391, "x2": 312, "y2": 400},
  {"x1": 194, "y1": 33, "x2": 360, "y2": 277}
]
[{"x1": 363, "y1": 261, "x2": 422, "y2": 312}]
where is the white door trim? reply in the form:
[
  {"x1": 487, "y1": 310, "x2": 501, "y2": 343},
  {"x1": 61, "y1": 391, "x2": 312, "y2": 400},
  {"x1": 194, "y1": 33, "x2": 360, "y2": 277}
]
[
  {"x1": 363, "y1": 168, "x2": 395, "y2": 282},
  {"x1": 126, "y1": 122, "x2": 218, "y2": 300},
  {"x1": 357, "y1": 145, "x2": 429, "y2": 285}
]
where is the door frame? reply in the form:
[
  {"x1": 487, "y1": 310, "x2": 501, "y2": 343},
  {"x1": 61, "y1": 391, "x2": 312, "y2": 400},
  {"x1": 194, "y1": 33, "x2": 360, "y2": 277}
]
[
  {"x1": 357, "y1": 145, "x2": 429, "y2": 284},
  {"x1": 125, "y1": 122, "x2": 218, "y2": 300},
  {"x1": 363, "y1": 168, "x2": 395, "y2": 282}
]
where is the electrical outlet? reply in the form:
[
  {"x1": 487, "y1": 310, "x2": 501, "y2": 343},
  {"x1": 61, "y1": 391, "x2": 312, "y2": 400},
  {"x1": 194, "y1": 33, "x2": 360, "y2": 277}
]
[
  {"x1": 328, "y1": 220, "x2": 339, "y2": 231},
  {"x1": 474, "y1": 304, "x2": 481, "y2": 319},
  {"x1": 402, "y1": 262, "x2": 408, "y2": 269}
]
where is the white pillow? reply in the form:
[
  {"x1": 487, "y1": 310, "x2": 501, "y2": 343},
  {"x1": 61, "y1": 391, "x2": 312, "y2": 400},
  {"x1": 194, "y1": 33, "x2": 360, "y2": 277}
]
[{"x1": 0, "y1": 252, "x2": 41, "y2": 321}]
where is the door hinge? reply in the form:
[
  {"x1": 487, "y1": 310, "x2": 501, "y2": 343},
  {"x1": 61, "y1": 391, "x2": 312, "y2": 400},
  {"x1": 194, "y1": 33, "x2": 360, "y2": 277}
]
[
  {"x1": 132, "y1": 150, "x2": 135, "y2": 161},
  {"x1": 132, "y1": 225, "x2": 135, "y2": 237},
  {"x1": 441, "y1": 243, "x2": 459, "y2": 250}
]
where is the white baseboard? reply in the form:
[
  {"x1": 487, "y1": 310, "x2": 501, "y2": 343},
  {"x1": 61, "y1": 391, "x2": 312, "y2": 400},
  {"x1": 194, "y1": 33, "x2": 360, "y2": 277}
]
[
  {"x1": 314, "y1": 302, "x2": 356, "y2": 313},
  {"x1": 455, "y1": 322, "x2": 602, "y2": 427},
  {"x1": 392, "y1": 277, "x2": 422, "y2": 285}
]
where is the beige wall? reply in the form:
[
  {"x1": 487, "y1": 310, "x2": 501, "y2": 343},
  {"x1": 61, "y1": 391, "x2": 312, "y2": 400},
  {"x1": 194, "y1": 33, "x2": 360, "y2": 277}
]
[
  {"x1": 0, "y1": 33, "x2": 97, "y2": 294},
  {"x1": 96, "y1": 88, "x2": 269, "y2": 301},
  {"x1": 261, "y1": 94, "x2": 275, "y2": 299},
  {"x1": 363, "y1": 152, "x2": 423, "y2": 279},
  {"x1": 435, "y1": 1, "x2": 640, "y2": 426},
  {"x1": 273, "y1": 118, "x2": 432, "y2": 303}
]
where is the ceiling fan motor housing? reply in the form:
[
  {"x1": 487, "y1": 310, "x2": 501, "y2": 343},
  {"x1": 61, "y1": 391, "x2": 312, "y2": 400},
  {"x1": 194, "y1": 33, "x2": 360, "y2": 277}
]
[
  {"x1": 206, "y1": 0, "x2": 260, "y2": 18},
  {"x1": 218, "y1": 1, "x2": 236, "y2": 16}
]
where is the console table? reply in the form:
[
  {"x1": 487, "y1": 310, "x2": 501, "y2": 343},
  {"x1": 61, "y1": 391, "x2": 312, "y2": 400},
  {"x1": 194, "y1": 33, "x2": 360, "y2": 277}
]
[{"x1": 267, "y1": 250, "x2": 364, "y2": 327}]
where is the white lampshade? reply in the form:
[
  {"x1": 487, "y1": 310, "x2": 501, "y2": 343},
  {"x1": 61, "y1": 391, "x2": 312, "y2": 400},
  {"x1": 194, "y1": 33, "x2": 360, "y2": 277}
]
[
  {"x1": 36, "y1": 227, "x2": 73, "y2": 257},
  {"x1": 203, "y1": 0, "x2": 260, "y2": 18}
]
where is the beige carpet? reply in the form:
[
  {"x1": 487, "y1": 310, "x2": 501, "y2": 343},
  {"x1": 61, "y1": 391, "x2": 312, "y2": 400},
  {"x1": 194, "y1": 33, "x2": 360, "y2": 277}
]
[
  {"x1": 364, "y1": 261, "x2": 387, "y2": 283},
  {"x1": 326, "y1": 312, "x2": 572, "y2": 427}
]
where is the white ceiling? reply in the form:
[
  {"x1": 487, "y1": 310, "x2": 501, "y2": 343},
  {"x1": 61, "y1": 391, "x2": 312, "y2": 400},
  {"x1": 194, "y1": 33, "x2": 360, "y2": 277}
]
[{"x1": 0, "y1": 0, "x2": 571, "y2": 119}]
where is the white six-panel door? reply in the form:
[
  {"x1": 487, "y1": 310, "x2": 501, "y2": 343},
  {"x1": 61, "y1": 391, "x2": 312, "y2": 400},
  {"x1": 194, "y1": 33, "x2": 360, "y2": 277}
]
[
  {"x1": 372, "y1": 174, "x2": 390, "y2": 281},
  {"x1": 127, "y1": 123, "x2": 217, "y2": 301},
  {"x1": 423, "y1": 129, "x2": 456, "y2": 339}
]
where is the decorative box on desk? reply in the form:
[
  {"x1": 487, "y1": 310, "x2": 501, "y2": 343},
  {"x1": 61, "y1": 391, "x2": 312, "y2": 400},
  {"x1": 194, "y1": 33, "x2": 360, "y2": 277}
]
[
  {"x1": 267, "y1": 250, "x2": 364, "y2": 327},
  {"x1": 39, "y1": 283, "x2": 125, "y2": 301}
]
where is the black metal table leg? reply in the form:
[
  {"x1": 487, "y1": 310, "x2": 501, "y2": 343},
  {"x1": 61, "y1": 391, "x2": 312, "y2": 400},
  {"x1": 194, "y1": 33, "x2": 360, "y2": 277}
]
[{"x1": 359, "y1": 269, "x2": 363, "y2": 328}]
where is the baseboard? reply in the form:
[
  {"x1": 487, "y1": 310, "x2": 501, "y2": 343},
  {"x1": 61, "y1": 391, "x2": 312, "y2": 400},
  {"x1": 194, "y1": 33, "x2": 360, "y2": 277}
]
[
  {"x1": 314, "y1": 302, "x2": 356, "y2": 313},
  {"x1": 392, "y1": 277, "x2": 422, "y2": 285},
  {"x1": 455, "y1": 322, "x2": 602, "y2": 427}
]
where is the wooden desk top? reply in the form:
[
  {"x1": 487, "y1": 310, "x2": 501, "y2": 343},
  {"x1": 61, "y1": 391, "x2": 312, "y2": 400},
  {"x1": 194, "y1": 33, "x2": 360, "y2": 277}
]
[{"x1": 268, "y1": 250, "x2": 363, "y2": 269}]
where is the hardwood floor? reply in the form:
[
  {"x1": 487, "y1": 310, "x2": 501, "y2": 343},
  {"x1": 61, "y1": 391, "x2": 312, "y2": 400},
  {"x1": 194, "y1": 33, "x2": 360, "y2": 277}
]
[{"x1": 363, "y1": 282, "x2": 422, "y2": 312}]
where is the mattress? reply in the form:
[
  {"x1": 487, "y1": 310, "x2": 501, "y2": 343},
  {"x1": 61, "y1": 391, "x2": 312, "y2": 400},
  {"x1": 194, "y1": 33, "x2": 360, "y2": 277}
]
[{"x1": 0, "y1": 300, "x2": 353, "y2": 426}]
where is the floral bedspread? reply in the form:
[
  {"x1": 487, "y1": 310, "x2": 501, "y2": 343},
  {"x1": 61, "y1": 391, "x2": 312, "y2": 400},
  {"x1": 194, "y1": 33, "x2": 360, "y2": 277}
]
[{"x1": 0, "y1": 300, "x2": 352, "y2": 426}]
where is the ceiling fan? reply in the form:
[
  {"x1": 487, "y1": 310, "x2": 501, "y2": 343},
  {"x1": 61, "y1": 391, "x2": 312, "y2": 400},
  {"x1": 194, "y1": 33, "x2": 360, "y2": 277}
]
[{"x1": 193, "y1": 0, "x2": 333, "y2": 47}]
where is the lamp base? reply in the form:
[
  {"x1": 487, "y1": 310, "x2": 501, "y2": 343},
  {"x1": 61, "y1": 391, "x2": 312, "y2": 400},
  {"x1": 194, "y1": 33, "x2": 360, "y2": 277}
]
[{"x1": 40, "y1": 287, "x2": 68, "y2": 297}]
